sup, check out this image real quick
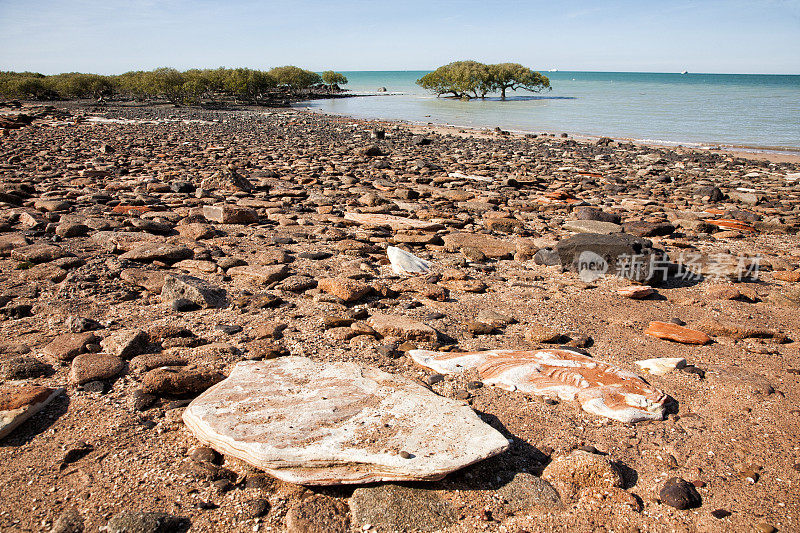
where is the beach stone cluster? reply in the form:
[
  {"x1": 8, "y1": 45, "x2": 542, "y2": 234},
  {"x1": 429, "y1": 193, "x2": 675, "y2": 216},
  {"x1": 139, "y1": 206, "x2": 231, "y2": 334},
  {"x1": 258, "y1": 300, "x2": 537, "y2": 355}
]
[{"x1": 0, "y1": 101, "x2": 797, "y2": 532}]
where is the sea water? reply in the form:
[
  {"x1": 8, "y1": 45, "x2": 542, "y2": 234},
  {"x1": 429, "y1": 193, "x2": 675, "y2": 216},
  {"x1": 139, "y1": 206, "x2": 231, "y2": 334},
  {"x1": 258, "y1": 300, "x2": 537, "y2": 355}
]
[{"x1": 298, "y1": 71, "x2": 800, "y2": 153}]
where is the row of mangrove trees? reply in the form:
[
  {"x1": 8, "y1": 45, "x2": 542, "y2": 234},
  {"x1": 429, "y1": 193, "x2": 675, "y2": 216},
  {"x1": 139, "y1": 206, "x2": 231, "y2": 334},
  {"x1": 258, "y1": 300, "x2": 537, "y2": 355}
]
[{"x1": 0, "y1": 67, "x2": 349, "y2": 104}]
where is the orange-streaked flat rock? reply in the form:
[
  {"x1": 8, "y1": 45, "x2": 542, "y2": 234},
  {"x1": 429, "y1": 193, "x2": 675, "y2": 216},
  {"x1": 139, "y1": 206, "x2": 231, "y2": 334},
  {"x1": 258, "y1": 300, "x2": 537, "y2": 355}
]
[
  {"x1": 0, "y1": 385, "x2": 64, "y2": 440},
  {"x1": 409, "y1": 348, "x2": 668, "y2": 423},
  {"x1": 706, "y1": 219, "x2": 756, "y2": 232},
  {"x1": 644, "y1": 321, "x2": 712, "y2": 345},
  {"x1": 183, "y1": 358, "x2": 509, "y2": 485},
  {"x1": 112, "y1": 205, "x2": 152, "y2": 215},
  {"x1": 344, "y1": 213, "x2": 443, "y2": 232},
  {"x1": 617, "y1": 286, "x2": 655, "y2": 299}
]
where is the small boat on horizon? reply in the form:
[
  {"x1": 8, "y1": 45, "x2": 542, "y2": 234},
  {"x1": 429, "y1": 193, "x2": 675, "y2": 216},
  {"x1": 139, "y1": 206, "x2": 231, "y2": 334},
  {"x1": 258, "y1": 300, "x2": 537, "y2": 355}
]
[
  {"x1": 549, "y1": 68, "x2": 558, "y2": 72},
  {"x1": 681, "y1": 70, "x2": 689, "y2": 74}
]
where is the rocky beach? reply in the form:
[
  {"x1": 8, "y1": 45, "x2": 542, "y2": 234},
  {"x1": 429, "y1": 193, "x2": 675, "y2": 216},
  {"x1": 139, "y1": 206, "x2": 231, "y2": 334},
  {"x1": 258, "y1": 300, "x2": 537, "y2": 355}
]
[{"x1": 1, "y1": 101, "x2": 799, "y2": 532}]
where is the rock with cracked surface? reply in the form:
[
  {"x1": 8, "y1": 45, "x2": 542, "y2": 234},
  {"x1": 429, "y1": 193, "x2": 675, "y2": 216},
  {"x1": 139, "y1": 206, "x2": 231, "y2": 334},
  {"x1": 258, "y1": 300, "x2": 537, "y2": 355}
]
[
  {"x1": 182, "y1": 357, "x2": 510, "y2": 485},
  {"x1": 409, "y1": 348, "x2": 668, "y2": 423}
]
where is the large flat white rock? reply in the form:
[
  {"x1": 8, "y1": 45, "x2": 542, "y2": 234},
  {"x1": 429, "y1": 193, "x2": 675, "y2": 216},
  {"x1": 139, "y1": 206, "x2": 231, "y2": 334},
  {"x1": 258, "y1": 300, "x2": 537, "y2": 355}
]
[
  {"x1": 410, "y1": 348, "x2": 668, "y2": 423},
  {"x1": 182, "y1": 358, "x2": 509, "y2": 485}
]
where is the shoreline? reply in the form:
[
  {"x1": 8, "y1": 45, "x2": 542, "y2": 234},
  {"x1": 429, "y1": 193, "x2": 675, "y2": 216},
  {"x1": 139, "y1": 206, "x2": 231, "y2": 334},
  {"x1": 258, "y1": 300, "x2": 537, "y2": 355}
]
[{"x1": 295, "y1": 104, "x2": 800, "y2": 164}]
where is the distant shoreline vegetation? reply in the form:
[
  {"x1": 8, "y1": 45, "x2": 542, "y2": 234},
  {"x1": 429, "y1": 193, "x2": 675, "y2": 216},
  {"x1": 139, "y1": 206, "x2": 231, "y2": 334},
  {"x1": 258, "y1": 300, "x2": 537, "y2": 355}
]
[
  {"x1": 417, "y1": 61, "x2": 550, "y2": 99},
  {"x1": 0, "y1": 67, "x2": 350, "y2": 105}
]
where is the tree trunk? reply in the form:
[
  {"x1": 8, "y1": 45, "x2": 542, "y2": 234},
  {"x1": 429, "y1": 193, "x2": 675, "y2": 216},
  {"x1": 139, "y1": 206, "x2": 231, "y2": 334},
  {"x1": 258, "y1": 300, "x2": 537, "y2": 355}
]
[{"x1": 501, "y1": 86, "x2": 506, "y2": 99}]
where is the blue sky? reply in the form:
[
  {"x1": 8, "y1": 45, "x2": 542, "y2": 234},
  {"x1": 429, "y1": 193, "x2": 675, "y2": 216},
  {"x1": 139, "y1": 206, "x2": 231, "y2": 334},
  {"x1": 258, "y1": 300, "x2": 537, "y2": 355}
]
[{"x1": 1, "y1": 0, "x2": 798, "y2": 74}]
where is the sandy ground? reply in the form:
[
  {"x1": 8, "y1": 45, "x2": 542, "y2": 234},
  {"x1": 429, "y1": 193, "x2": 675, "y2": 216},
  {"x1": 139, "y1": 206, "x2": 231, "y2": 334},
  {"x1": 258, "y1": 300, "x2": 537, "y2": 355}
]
[{"x1": 0, "y1": 102, "x2": 798, "y2": 532}]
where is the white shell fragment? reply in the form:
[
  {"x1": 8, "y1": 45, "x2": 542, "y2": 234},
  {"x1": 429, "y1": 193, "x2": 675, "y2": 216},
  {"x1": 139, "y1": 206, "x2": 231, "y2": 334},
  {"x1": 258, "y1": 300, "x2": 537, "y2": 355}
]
[
  {"x1": 387, "y1": 246, "x2": 432, "y2": 276},
  {"x1": 183, "y1": 358, "x2": 510, "y2": 485},
  {"x1": 634, "y1": 357, "x2": 686, "y2": 376},
  {"x1": 410, "y1": 348, "x2": 668, "y2": 423}
]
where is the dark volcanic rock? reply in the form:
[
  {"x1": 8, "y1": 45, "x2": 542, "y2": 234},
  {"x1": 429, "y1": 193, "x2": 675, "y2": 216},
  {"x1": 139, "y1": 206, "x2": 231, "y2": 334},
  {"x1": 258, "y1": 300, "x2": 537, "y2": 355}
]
[
  {"x1": 623, "y1": 220, "x2": 676, "y2": 237},
  {"x1": 141, "y1": 367, "x2": 224, "y2": 396},
  {"x1": 1, "y1": 356, "x2": 52, "y2": 379},
  {"x1": 554, "y1": 233, "x2": 669, "y2": 283},
  {"x1": 574, "y1": 206, "x2": 621, "y2": 224},
  {"x1": 105, "y1": 511, "x2": 189, "y2": 533},
  {"x1": 659, "y1": 477, "x2": 702, "y2": 510}
]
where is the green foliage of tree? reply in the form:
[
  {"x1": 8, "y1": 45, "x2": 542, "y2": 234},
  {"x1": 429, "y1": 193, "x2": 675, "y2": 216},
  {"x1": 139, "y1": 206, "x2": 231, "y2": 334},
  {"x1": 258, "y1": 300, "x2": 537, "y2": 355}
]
[
  {"x1": 417, "y1": 61, "x2": 492, "y2": 99},
  {"x1": 321, "y1": 70, "x2": 348, "y2": 89},
  {"x1": 417, "y1": 60, "x2": 550, "y2": 99},
  {"x1": 269, "y1": 66, "x2": 323, "y2": 90},
  {"x1": 12, "y1": 76, "x2": 57, "y2": 99},
  {"x1": 148, "y1": 67, "x2": 186, "y2": 104},
  {"x1": 0, "y1": 65, "x2": 332, "y2": 103},
  {"x1": 488, "y1": 63, "x2": 550, "y2": 98},
  {"x1": 49, "y1": 73, "x2": 114, "y2": 99},
  {"x1": 222, "y1": 68, "x2": 277, "y2": 101}
]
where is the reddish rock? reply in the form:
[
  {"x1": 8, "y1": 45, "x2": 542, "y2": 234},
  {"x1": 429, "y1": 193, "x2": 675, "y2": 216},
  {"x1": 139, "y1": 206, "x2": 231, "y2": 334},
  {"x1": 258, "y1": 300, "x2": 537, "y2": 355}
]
[
  {"x1": 120, "y1": 243, "x2": 193, "y2": 263},
  {"x1": 525, "y1": 324, "x2": 564, "y2": 343},
  {"x1": 617, "y1": 285, "x2": 655, "y2": 299},
  {"x1": 202, "y1": 205, "x2": 258, "y2": 224},
  {"x1": 112, "y1": 205, "x2": 152, "y2": 215},
  {"x1": 228, "y1": 265, "x2": 289, "y2": 285},
  {"x1": 772, "y1": 270, "x2": 800, "y2": 282},
  {"x1": 344, "y1": 212, "x2": 443, "y2": 232},
  {"x1": 101, "y1": 329, "x2": 148, "y2": 358},
  {"x1": 367, "y1": 314, "x2": 437, "y2": 342},
  {"x1": 120, "y1": 268, "x2": 167, "y2": 293},
  {"x1": 177, "y1": 223, "x2": 215, "y2": 240},
  {"x1": 696, "y1": 319, "x2": 785, "y2": 341},
  {"x1": 0, "y1": 234, "x2": 28, "y2": 256},
  {"x1": 10, "y1": 244, "x2": 67, "y2": 264},
  {"x1": 442, "y1": 232, "x2": 516, "y2": 259},
  {"x1": 318, "y1": 277, "x2": 372, "y2": 303},
  {"x1": 645, "y1": 321, "x2": 712, "y2": 345},
  {"x1": 0, "y1": 385, "x2": 63, "y2": 439},
  {"x1": 141, "y1": 367, "x2": 224, "y2": 396},
  {"x1": 706, "y1": 219, "x2": 756, "y2": 232},
  {"x1": 285, "y1": 495, "x2": 349, "y2": 533},
  {"x1": 43, "y1": 332, "x2": 99, "y2": 361},
  {"x1": 69, "y1": 354, "x2": 125, "y2": 385}
]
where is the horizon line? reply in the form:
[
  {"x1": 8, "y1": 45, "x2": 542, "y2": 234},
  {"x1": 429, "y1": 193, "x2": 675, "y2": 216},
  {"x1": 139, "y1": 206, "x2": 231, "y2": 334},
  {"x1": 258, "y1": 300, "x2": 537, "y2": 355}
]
[{"x1": 3, "y1": 67, "x2": 798, "y2": 77}]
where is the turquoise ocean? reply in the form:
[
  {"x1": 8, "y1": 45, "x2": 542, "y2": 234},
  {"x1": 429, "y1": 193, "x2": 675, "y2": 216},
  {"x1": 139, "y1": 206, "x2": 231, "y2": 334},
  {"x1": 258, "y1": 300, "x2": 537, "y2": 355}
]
[{"x1": 298, "y1": 71, "x2": 800, "y2": 153}]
